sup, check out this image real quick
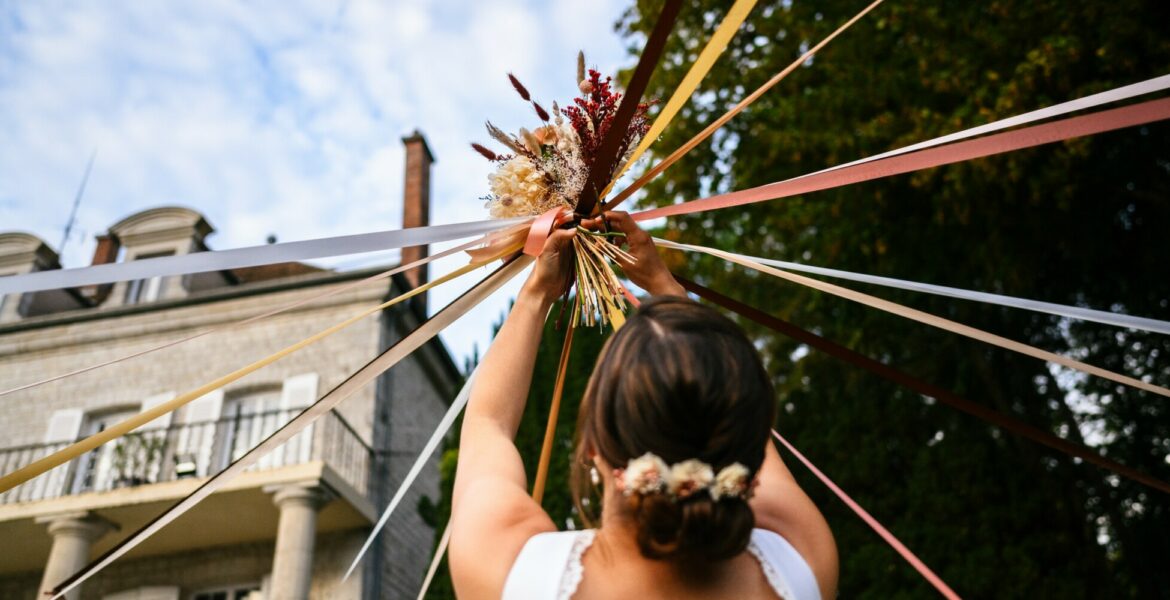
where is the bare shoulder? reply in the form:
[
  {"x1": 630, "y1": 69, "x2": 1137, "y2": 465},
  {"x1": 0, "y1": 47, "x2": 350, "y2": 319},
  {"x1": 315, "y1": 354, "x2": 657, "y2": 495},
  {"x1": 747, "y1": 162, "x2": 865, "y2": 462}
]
[{"x1": 449, "y1": 477, "x2": 556, "y2": 600}]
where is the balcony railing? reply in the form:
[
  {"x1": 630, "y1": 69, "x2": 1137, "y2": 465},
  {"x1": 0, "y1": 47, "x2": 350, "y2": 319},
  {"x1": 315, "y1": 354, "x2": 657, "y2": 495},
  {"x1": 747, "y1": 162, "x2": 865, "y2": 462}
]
[{"x1": 0, "y1": 410, "x2": 371, "y2": 505}]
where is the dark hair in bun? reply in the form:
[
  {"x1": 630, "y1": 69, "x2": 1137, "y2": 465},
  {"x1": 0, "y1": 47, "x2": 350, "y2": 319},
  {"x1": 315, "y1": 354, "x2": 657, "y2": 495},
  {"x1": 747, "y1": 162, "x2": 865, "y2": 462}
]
[{"x1": 572, "y1": 296, "x2": 775, "y2": 563}]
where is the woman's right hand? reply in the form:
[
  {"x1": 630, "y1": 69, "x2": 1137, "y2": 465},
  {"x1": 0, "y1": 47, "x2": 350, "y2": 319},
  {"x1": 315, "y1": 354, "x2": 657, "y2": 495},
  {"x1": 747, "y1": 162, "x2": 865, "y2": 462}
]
[{"x1": 583, "y1": 211, "x2": 685, "y2": 297}]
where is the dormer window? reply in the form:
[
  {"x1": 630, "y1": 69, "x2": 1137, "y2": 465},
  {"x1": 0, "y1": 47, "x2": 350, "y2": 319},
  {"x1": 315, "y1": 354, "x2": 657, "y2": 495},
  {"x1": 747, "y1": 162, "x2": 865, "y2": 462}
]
[{"x1": 123, "y1": 250, "x2": 175, "y2": 304}]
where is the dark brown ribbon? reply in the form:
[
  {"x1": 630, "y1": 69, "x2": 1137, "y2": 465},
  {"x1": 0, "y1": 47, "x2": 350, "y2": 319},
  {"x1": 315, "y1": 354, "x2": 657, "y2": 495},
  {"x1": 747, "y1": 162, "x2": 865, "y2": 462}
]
[
  {"x1": 675, "y1": 275, "x2": 1170, "y2": 496},
  {"x1": 575, "y1": 0, "x2": 682, "y2": 217}
]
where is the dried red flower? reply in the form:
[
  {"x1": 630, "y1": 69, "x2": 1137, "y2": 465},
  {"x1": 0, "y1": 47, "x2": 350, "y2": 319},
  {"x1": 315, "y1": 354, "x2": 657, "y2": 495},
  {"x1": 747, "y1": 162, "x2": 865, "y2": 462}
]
[
  {"x1": 471, "y1": 143, "x2": 499, "y2": 161},
  {"x1": 508, "y1": 73, "x2": 531, "y2": 101}
]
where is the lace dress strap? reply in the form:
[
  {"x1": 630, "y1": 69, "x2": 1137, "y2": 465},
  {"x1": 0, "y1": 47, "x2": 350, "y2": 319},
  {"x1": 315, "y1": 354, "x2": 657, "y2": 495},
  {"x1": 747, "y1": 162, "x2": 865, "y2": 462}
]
[
  {"x1": 501, "y1": 530, "x2": 596, "y2": 600},
  {"x1": 747, "y1": 529, "x2": 823, "y2": 600}
]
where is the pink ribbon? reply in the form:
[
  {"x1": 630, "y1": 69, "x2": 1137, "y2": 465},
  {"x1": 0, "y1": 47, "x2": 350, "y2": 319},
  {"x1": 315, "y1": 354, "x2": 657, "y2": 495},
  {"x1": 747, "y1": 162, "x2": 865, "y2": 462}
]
[
  {"x1": 633, "y1": 97, "x2": 1170, "y2": 222},
  {"x1": 772, "y1": 429, "x2": 962, "y2": 599}
]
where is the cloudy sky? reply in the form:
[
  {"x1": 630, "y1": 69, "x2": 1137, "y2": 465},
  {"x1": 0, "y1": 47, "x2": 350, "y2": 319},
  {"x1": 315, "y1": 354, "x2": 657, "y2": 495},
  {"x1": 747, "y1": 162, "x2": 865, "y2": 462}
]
[{"x1": 0, "y1": 0, "x2": 636, "y2": 364}]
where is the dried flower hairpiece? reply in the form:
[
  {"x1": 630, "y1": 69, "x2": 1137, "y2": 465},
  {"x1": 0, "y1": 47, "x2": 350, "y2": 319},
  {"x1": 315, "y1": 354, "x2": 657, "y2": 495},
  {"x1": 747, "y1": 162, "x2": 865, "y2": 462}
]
[{"x1": 615, "y1": 452, "x2": 752, "y2": 501}]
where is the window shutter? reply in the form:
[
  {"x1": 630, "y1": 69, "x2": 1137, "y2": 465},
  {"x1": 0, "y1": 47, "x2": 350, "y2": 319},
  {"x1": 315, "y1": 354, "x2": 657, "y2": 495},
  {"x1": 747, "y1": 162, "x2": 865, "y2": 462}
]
[
  {"x1": 137, "y1": 393, "x2": 176, "y2": 431},
  {"x1": 34, "y1": 409, "x2": 84, "y2": 501},
  {"x1": 44, "y1": 409, "x2": 84, "y2": 443},
  {"x1": 174, "y1": 390, "x2": 224, "y2": 476},
  {"x1": 280, "y1": 373, "x2": 319, "y2": 411},
  {"x1": 280, "y1": 374, "x2": 319, "y2": 465}
]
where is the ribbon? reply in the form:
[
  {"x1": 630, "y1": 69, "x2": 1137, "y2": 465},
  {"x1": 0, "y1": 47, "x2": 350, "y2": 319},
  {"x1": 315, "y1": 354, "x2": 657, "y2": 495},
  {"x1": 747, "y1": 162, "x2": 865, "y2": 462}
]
[
  {"x1": 771, "y1": 430, "x2": 962, "y2": 599},
  {"x1": 343, "y1": 370, "x2": 477, "y2": 580},
  {"x1": 417, "y1": 524, "x2": 452, "y2": 600},
  {"x1": 1, "y1": 229, "x2": 527, "y2": 397},
  {"x1": 678, "y1": 276, "x2": 1170, "y2": 496},
  {"x1": 659, "y1": 240, "x2": 1170, "y2": 335},
  {"x1": 0, "y1": 240, "x2": 524, "y2": 496},
  {"x1": 0, "y1": 217, "x2": 526, "y2": 295},
  {"x1": 532, "y1": 325, "x2": 576, "y2": 504},
  {"x1": 634, "y1": 97, "x2": 1170, "y2": 221},
  {"x1": 603, "y1": 0, "x2": 759, "y2": 195},
  {"x1": 666, "y1": 242, "x2": 1170, "y2": 398},
  {"x1": 49, "y1": 256, "x2": 533, "y2": 599},
  {"x1": 575, "y1": 0, "x2": 682, "y2": 217},
  {"x1": 605, "y1": 0, "x2": 887, "y2": 211}
]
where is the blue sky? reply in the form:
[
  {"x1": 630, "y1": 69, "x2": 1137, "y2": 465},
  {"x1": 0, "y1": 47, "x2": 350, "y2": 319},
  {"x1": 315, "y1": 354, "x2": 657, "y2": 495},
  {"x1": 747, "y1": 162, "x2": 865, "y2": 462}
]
[{"x1": 0, "y1": 0, "x2": 635, "y2": 363}]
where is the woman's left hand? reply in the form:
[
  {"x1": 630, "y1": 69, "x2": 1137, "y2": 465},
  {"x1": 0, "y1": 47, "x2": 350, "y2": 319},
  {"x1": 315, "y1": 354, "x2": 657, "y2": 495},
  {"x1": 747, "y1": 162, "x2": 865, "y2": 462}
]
[{"x1": 521, "y1": 224, "x2": 576, "y2": 306}]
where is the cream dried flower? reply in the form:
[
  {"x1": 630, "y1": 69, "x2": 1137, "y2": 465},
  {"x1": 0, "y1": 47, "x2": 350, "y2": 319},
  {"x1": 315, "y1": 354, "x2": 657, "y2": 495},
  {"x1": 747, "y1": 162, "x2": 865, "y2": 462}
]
[
  {"x1": 487, "y1": 156, "x2": 548, "y2": 218},
  {"x1": 620, "y1": 452, "x2": 670, "y2": 496},
  {"x1": 669, "y1": 459, "x2": 714, "y2": 499},
  {"x1": 710, "y1": 463, "x2": 750, "y2": 501}
]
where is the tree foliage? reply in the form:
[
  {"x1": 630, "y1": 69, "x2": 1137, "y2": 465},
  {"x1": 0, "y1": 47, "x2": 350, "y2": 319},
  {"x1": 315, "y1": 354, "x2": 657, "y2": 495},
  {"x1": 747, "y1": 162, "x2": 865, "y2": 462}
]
[{"x1": 614, "y1": 0, "x2": 1170, "y2": 597}]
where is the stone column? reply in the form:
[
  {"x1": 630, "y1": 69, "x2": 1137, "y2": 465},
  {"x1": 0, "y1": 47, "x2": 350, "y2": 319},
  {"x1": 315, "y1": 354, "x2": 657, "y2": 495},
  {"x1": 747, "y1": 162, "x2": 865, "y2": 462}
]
[
  {"x1": 37, "y1": 511, "x2": 117, "y2": 600},
  {"x1": 267, "y1": 484, "x2": 331, "y2": 600}
]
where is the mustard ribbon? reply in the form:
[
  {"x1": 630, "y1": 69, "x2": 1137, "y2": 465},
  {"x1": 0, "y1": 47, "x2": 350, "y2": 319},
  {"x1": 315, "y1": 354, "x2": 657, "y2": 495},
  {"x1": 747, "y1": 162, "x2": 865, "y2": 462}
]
[
  {"x1": 0, "y1": 241, "x2": 523, "y2": 495},
  {"x1": 602, "y1": 0, "x2": 759, "y2": 197}
]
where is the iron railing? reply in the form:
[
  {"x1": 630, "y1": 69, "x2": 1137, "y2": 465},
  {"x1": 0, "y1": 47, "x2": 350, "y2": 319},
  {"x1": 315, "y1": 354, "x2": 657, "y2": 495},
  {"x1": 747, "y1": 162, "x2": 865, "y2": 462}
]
[{"x1": 0, "y1": 410, "x2": 371, "y2": 505}]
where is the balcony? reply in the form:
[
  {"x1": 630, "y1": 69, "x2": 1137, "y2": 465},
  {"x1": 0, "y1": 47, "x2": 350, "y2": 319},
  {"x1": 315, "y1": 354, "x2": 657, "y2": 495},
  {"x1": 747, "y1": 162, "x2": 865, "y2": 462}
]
[{"x1": 0, "y1": 409, "x2": 371, "y2": 506}]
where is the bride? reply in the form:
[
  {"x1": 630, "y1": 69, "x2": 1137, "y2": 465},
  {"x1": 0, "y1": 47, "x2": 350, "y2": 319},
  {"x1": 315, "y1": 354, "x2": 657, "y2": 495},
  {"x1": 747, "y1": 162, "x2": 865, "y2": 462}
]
[{"x1": 449, "y1": 212, "x2": 837, "y2": 599}]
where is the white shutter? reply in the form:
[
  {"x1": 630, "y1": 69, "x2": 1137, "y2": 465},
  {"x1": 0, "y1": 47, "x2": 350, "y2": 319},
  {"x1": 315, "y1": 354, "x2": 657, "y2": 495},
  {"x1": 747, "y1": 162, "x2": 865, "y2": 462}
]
[
  {"x1": 280, "y1": 373, "x2": 319, "y2": 410},
  {"x1": 137, "y1": 393, "x2": 176, "y2": 431},
  {"x1": 175, "y1": 390, "x2": 224, "y2": 477},
  {"x1": 280, "y1": 373, "x2": 318, "y2": 465},
  {"x1": 44, "y1": 409, "x2": 84, "y2": 443},
  {"x1": 33, "y1": 409, "x2": 85, "y2": 501}
]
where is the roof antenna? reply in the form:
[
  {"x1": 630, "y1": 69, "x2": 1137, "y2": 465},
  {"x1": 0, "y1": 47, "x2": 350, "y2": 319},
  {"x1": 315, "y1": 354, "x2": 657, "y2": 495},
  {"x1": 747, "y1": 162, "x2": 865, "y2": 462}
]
[{"x1": 59, "y1": 149, "x2": 97, "y2": 257}]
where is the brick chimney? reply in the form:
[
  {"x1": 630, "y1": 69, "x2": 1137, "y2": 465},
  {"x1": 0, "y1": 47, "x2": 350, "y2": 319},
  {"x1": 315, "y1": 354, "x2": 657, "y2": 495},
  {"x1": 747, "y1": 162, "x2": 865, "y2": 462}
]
[
  {"x1": 401, "y1": 129, "x2": 434, "y2": 312},
  {"x1": 81, "y1": 233, "x2": 120, "y2": 304}
]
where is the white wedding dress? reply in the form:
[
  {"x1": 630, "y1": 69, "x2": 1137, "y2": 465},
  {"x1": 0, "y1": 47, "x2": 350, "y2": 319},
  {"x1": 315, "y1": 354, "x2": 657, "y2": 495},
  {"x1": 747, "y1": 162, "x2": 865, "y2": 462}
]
[{"x1": 501, "y1": 528, "x2": 821, "y2": 600}]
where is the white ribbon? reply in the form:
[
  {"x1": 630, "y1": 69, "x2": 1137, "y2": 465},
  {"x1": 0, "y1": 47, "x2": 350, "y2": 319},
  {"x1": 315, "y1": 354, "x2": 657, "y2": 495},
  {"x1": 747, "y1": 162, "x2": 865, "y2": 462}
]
[
  {"x1": 1, "y1": 218, "x2": 528, "y2": 295},
  {"x1": 805, "y1": 74, "x2": 1170, "y2": 179},
  {"x1": 657, "y1": 239, "x2": 1170, "y2": 335},
  {"x1": 343, "y1": 369, "x2": 476, "y2": 580},
  {"x1": 49, "y1": 257, "x2": 532, "y2": 600}
]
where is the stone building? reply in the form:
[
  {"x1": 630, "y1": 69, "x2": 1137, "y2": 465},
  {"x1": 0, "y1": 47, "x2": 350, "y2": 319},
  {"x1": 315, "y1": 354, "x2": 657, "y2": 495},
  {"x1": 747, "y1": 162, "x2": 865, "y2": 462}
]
[{"x1": 0, "y1": 133, "x2": 457, "y2": 599}]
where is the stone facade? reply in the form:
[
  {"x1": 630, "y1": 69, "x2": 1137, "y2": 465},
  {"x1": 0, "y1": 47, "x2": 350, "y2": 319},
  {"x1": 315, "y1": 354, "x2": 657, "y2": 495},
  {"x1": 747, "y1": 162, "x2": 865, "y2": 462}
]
[{"x1": 0, "y1": 133, "x2": 458, "y2": 599}]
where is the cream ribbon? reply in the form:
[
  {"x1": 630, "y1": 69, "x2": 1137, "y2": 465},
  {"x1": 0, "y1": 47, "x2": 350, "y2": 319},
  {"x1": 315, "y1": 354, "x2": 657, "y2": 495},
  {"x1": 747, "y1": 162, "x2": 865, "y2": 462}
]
[
  {"x1": 660, "y1": 240, "x2": 1170, "y2": 399},
  {"x1": 49, "y1": 256, "x2": 533, "y2": 600},
  {"x1": 659, "y1": 241, "x2": 1170, "y2": 335},
  {"x1": 0, "y1": 239, "x2": 525, "y2": 495}
]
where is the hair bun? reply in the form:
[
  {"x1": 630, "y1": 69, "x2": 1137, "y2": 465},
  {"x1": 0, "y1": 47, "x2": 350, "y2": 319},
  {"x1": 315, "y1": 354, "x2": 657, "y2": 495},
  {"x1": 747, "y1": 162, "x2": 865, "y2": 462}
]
[{"x1": 631, "y1": 492, "x2": 755, "y2": 563}]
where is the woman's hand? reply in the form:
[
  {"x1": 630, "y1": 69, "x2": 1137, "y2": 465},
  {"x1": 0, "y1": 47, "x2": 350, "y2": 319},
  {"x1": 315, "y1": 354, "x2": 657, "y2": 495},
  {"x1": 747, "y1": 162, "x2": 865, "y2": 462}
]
[
  {"x1": 520, "y1": 223, "x2": 577, "y2": 307},
  {"x1": 582, "y1": 211, "x2": 685, "y2": 297}
]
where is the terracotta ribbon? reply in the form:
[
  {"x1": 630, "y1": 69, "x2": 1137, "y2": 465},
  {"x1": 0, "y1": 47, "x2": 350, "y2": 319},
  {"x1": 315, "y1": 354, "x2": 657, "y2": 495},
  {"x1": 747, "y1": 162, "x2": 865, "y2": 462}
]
[
  {"x1": 49, "y1": 256, "x2": 534, "y2": 599},
  {"x1": 771, "y1": 429, "x2": 962, "y2": 599},
  {"x1": 532, "y1": 325, "x2": 576, "y2": 504},
  {"x1": 634, "y1": 97, "x2": 1170, "y2": 221},
  {"x1": 678, "y1": 276, "x2": 1170, "y2": 496},
  {"x1": 605, "y1": 0, "x2": 887, "y2": 211},
  {"x1": 575, "y1": 0, "x2": 682, "y2": 217},
  {"x1": 1, "y1": 239, "x2": 525, "y2": 496},
  {"x1": 665, "y1": 241, "x2": 1170, "y2": 398},
  {"x1": 604, "y1": 0, "x2": 759, "y2": 195}
]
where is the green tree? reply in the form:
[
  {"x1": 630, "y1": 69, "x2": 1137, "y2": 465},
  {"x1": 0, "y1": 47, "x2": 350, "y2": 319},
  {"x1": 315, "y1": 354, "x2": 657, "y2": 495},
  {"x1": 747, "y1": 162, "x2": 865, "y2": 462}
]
[{"x1": 617, "y1": 0, "x2": 1170, "y2": 597}]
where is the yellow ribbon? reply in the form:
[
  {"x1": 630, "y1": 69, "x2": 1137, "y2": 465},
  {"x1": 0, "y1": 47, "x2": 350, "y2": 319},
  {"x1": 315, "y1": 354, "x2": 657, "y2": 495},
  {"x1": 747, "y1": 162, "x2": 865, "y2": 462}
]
[
  {"x1": 0, "y1": 241, "x2": 523, "y2": 494},
  {"x1": 601, "y1": 0, "x2": 758, "y2": 198}
]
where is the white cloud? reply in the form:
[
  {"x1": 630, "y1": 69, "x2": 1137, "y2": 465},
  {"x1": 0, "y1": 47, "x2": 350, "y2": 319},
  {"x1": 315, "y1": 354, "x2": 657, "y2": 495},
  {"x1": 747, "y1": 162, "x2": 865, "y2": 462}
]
[{"x1": 0, "y1": 0, "x2": 631, "y2": 364}]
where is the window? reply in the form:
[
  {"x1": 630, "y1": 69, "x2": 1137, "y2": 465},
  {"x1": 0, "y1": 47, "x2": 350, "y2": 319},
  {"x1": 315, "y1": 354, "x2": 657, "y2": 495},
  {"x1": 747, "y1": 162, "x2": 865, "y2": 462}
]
[
  {"x1": 73, "y1": 408, "x2": 140, "y2": 494},
  {"x1": 124, "y1": 251, "x2": 174, "y2": 304},
  {"x1": 190, "y1": 583, "x2": 260, "y2": 600}
]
